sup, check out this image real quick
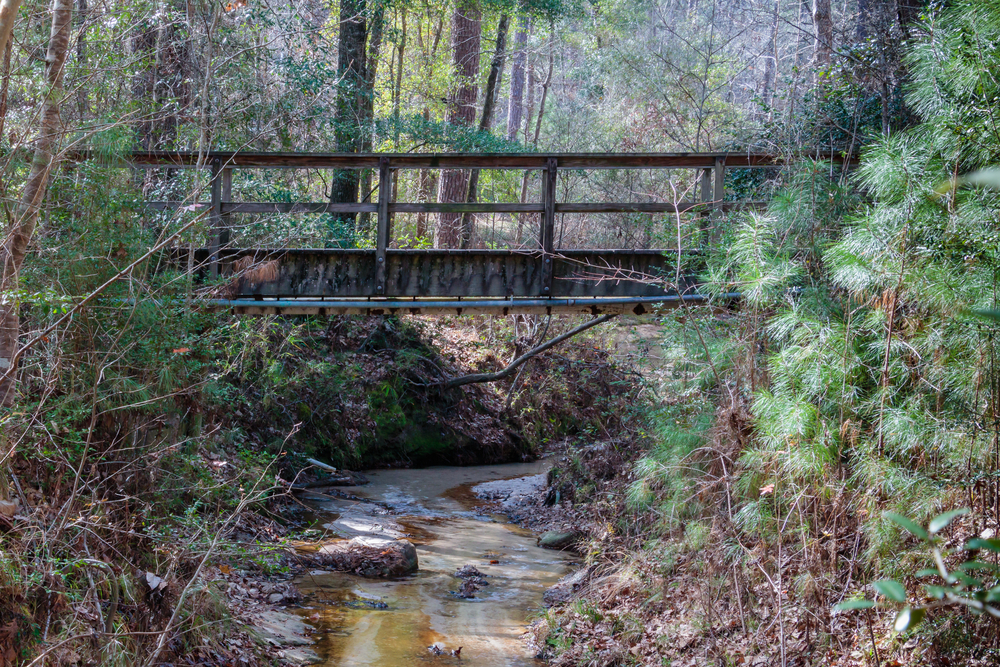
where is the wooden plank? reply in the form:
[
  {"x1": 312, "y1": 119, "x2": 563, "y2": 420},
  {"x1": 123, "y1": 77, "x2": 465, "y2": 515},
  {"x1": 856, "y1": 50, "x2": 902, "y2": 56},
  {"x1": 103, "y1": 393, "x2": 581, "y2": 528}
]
[
  {"x1": 150, "y1": 200, "x2": 765, "y2": 214},
  {"x1": 390, "y1": 202, "x2": 543, "y2": 213},
  {"x1": 209, "y1": 159, "x2": 222, "y2": 279},
  {"x1": 713, "y1": 157, "x2": 725, "y2": 221},
  {"x1": 97, "y1": 150, "x2": 858, "y2": 170},
  {"x1": 218, "y1": 248, "x2": 683, "y2": 299},
  {"x1": 222, "y1": 202, "x2": 378, "y2": 214},
  {"x1": 221, "y1": 168, "x2": 232, "y2": 246},
  {"x1": 541, "y1": 157, "x2": 557, "y2": 294},
  {"x1": 221, "y1": 202, "x2": 531, "y2": 214},
  {"x1": 375, "y1": 157, "x2": 391, "y2": 294},
  {"x1": 555, "y1": 202, "x2": 704, "y2": 213}
]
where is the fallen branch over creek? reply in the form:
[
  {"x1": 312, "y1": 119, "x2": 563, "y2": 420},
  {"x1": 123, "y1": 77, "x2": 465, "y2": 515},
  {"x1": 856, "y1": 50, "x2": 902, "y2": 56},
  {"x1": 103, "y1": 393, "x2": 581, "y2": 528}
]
[{"x1": 437, "y1": 314, "x2": 618, "y2": 389}]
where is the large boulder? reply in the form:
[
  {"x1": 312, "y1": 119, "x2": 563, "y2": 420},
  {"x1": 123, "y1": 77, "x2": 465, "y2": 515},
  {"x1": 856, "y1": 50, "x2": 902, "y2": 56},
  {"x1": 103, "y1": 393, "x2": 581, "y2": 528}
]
[{"x1": 316, "y1": 537, "x2": 418, "y2": 577}]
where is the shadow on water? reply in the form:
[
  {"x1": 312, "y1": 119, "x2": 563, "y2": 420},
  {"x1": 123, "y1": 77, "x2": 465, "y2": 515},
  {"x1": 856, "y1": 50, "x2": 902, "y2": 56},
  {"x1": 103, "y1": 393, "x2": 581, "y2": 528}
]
[{"x1": 293, "y1": 462, "x2": 576, "y2": 666}]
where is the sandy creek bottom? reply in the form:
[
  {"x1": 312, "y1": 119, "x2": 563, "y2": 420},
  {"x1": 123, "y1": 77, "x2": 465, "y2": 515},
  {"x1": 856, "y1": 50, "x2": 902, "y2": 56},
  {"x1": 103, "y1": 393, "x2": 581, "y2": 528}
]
[{"x1": 293, "y1": 461, "x2": 577, "y2": 666}]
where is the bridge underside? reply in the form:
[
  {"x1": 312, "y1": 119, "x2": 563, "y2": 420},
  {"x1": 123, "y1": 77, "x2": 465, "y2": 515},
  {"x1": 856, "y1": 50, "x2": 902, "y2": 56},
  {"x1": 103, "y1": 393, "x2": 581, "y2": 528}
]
[{"x1": 185, "y1": 247, "x2": 705, "y2": 315}]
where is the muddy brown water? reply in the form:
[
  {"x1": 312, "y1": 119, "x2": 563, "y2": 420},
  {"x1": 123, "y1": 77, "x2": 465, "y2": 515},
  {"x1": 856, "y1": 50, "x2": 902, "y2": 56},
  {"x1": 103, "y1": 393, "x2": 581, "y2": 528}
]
[{"x1": 294, "y1": 461, "x2": 577, "y2": 666}]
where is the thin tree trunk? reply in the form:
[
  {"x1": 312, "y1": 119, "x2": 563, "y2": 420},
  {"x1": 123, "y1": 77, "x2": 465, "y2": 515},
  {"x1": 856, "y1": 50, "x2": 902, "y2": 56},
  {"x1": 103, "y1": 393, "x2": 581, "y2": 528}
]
[
  {"x1": 75, "y1": 0, "x2": 87, "y2": 117},
  {"x1": 330, "y1": 0, "x2": 367, "y2": 244},
  {"x1": 531, "y1": 33, "x2": 553, "y2": 147},
  {"x1": 856, "y1": 0, "x2": 871, "y2": 41},
  {"x1": 435, "y1": 0, "x2": 480, "y2": 248},
  {"x1": 515, "y1": 32, "x2": 553, "y2": 245},
  {"x1": 416, "y1": 109, "x2": 433, "y2": 239},
  {"x1": 358, "y1": 0, "x2": 386, "y2": 233},
  {"x1": 462, "y1": 13, "x2": 509, "y2": 246},
  {"x1": 761, "y1": 0, "x2": 779, "y2": 115},
  {"x1": 393, "y1": 8, "x2": 405, "y2": 149},
  {"x1": 514, "y1": 60, "x2": 536, "y2": 245},
  {"x1": 506, "y1": 14, "x2": 527, "y2": 142},
  {"x1": 0, "y1": 0, "x2": 21, "y2": 160},
  {"x1": 0, "y1": 0, "x2": 71, "y2": 511},
  {"x1": 790, "y1": 0, "x2": 811, "y2": 129},
  {"x1": 813, "y1": 0, "x2": 833, "y2": 75}
]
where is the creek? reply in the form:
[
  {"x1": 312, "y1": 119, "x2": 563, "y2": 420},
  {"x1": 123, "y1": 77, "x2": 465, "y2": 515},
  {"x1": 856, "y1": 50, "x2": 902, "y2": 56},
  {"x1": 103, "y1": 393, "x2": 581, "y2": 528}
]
[{"x1": 294, "y1": 461, "x2": 577, "y2": 666}]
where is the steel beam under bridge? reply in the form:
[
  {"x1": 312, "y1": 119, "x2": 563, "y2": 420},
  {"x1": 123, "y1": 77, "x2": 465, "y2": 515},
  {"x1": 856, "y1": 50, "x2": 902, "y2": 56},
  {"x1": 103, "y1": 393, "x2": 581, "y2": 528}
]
[
  {"x1": 182, "y1": 247, "x2": 700, "y2": 315},
  {"x1": 207, "y1": 294, "x2": 739, "y2": 316},
  {"x1": 196, "y1": 248, "x2": 689, "y2": 297}
]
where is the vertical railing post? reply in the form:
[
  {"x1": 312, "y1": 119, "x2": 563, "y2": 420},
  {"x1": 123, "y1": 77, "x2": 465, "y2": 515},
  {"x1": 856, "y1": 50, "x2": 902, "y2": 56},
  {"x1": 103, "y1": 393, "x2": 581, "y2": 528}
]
[
  {"x1": 713, "y1": 157, "x2": 725, "y2": 222},
  {"x1": 699, "y1": 166, "x2": 712, "y2": 214},
  {"x1": 221, "y1": 167, "x2": 232, "y2": 246},
  {"x1": 541, "y1": 157, "x2": 557, "y2": 295},
  {"x1": 209, "y1": 157, "x2": 222, "y2": 280},
  {"x1": 376, "y1": 156, "x2": 391, "y2": 296}
]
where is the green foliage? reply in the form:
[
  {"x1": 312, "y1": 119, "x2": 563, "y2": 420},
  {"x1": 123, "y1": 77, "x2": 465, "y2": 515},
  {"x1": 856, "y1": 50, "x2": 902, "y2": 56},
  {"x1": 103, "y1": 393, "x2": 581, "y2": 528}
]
[{"x1": 834, "y1": 509, "x2": 1000, "y2": 634}]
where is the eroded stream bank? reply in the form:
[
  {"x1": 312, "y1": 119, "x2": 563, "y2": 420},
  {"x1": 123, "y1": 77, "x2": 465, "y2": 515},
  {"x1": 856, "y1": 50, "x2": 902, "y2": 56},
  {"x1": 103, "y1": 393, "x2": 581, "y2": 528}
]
[{"x1": 294, "y1": 461, "x2": 577, "y2": 666}]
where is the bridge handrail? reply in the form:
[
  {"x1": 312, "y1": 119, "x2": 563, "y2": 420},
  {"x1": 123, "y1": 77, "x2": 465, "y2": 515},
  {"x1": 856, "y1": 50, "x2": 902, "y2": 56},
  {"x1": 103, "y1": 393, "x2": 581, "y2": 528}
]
[
  {"x1": 123, "y1": 150, "x2": 854, "y2": 301},
  {"x1": 74, "y1": 150, "x2": 857, "y2": 170}
]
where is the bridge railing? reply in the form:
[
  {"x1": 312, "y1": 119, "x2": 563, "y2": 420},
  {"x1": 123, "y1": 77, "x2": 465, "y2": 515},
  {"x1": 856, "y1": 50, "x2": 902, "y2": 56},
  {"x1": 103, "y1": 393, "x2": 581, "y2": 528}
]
[{"x1": 113, "y1": 151, "x2": 851, "y2": 314}]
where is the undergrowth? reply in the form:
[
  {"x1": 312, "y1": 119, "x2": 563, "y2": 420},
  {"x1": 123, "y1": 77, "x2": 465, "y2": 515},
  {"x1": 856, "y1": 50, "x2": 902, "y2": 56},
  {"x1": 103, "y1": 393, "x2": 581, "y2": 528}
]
[{"x1": 535, "y1": 2, "x2": 1000, "y2": 664}]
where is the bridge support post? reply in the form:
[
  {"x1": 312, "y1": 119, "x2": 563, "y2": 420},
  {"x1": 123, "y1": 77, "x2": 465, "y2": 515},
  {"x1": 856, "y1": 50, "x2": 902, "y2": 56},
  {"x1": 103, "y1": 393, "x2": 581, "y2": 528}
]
[
  {"x1": 541, "y1": 157, "x2": 557, "y2": 296},
  {"x1": 376, "y1": 156, "x2": 391, "y2": 295},
  {"x1": 699, "y1": 167, "x2": 711, "y2": 223},
  {"x1": 713, "y1": 157, "x2": 725, "y2": 222},
  {"x1": 209, "y1": 158, "x2": 222, "y2": 279},
  {"x1": 220, "y1": 167, "x2": 232, "y2": 275}
]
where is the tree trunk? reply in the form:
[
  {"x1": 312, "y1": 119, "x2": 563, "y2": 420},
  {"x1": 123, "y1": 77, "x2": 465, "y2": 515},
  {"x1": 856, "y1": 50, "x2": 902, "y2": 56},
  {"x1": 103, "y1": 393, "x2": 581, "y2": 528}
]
[
  {"x1": 393, "y1": 8, "x2": 406, "y2": 148},
  {"x1": 329, "y1": 0, "x2": 367, "y2": 244},
  {"x1": 761, "y1": 0, "x2": 779, "y2": 115},
  {"x1": 856, "y1": 0, "x2": 871, "y2": 41},
  {"x1": 506, "y1": 14, "x2": 527, "y2": 142},
  {"x1": 461, "y1": 13, "x2": 509, "y2": 246},
  {"x1": 435, "y1": 0, "x2": 480, "y2": 248},
  {"x1": 515, "y1": 31, "x2": 553, "y2": 246},
  {"x1": 813, "y1": 0, "x2": 833, "y2": 74},
  {"x1": 358, "y1": 0, "x2": 385, "y2": 234},
  {"x1": 0, "y1": 0, "x2": 20, "y2": 154},
  {"x1": 416, "y1": 108, "x2": 434, "y2": 239},
  {"x1": 789, "y1": 0, "x2": 811, "y2": 127},
  {"x1": 0, "y1": 0, "x2": 72, "y2": 411},
  {"x1": 514, "y1": 59, "x2": 536, "y2": 244},
  {"x1": 75, "y1": 0, "x2": 87, "y2": 117}
]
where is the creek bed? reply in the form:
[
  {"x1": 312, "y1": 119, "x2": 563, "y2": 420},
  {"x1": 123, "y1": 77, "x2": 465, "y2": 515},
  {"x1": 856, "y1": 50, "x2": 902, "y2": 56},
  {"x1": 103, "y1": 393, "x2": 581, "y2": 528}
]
[{"x1": 294, "y1": 461, "x2": 576, "y2": 666}]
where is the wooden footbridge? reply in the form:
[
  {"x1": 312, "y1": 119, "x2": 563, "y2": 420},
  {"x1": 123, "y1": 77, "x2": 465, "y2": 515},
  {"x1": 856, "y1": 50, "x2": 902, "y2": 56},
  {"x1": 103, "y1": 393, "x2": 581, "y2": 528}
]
[{"x1": 127, "y1": 150, "x2": 849, "y2": 315}]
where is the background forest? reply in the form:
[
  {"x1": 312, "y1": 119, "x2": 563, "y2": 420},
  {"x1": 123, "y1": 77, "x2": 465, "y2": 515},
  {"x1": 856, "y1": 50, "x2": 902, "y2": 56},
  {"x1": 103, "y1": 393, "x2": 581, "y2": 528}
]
[{"x1": 2, "y1": 0, "x2": 999, "y2": 664}]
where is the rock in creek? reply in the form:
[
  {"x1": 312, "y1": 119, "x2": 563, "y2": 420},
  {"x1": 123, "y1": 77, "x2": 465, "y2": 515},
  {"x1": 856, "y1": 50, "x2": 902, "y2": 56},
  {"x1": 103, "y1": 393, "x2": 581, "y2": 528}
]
[
  {"x1": 452, "y1": 563, "x2": 489, "y2": 598},
  {"x1": 315, "y1": 537, "x2": 418, "y2": 578},
  {"x1": 543, "y1": 566, "x2": 594, "y2": 606},
  {"x1": 454, "y1": 564, "x2": 485, "y2": 578},
  {"x1": 537, "y1": 530, "x2": 582, "y2": 551}
]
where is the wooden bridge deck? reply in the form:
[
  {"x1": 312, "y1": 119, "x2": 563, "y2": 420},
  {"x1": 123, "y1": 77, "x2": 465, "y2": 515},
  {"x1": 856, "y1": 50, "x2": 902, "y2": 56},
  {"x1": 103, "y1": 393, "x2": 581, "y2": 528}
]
[{"x1": 124, "y1": 150, "x2": 851, "y2": 314}]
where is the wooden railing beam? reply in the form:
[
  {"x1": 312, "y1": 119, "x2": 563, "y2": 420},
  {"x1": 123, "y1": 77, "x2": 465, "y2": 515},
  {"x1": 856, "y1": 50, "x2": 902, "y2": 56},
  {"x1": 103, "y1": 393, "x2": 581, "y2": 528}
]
[{"x1": 84, "y1": 150, "x2": 858, "y2": 170}]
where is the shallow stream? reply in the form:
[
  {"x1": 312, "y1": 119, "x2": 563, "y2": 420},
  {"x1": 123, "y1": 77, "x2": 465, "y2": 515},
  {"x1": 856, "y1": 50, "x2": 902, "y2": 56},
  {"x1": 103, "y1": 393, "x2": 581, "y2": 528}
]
[{"x1": 294, "y1": 461, "x2": 576, "y2": 666}]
